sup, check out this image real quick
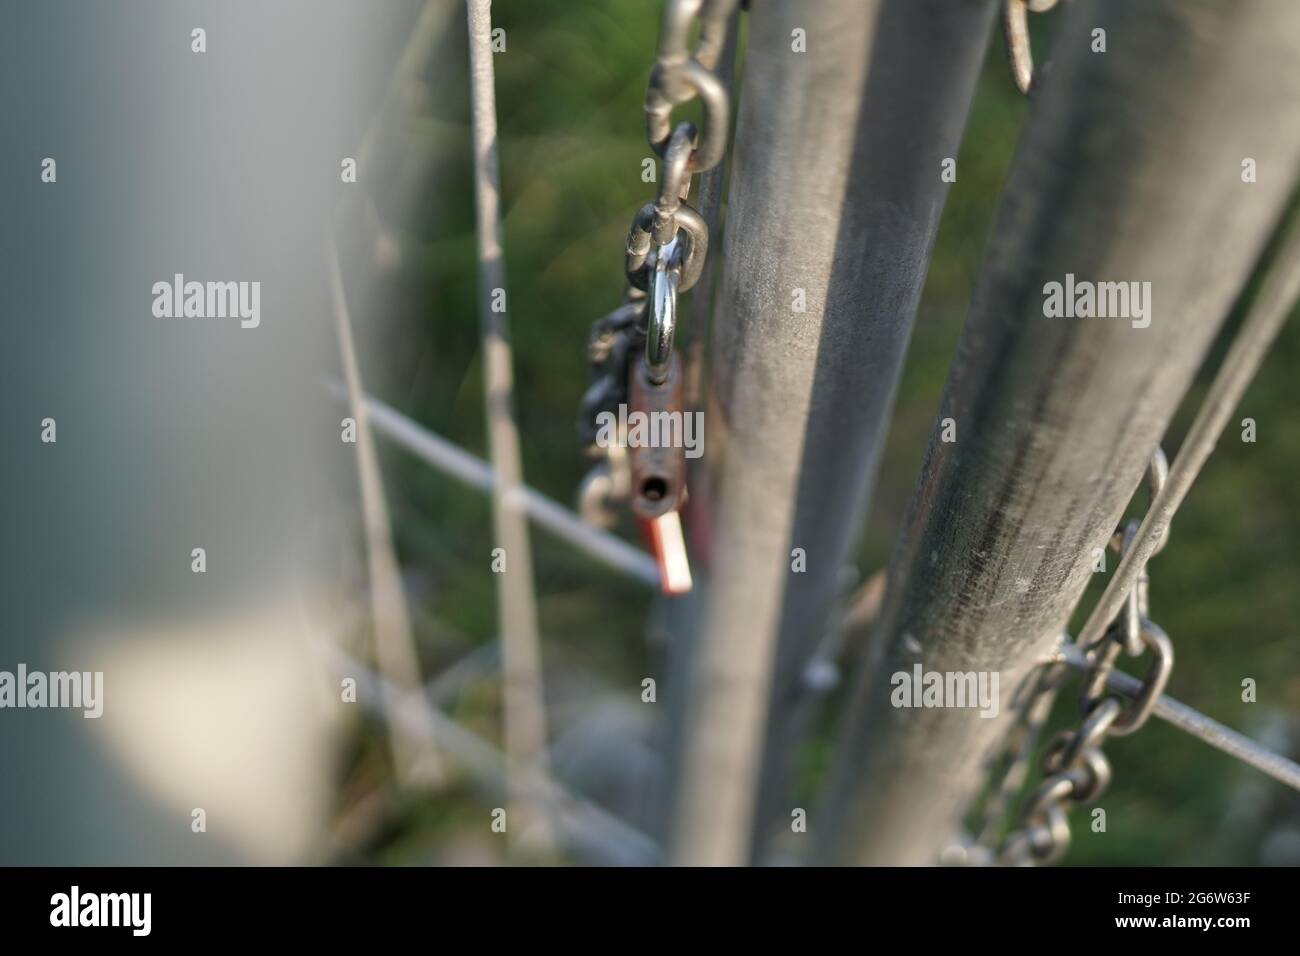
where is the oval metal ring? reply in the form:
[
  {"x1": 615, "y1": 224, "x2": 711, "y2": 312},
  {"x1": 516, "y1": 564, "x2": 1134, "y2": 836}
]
[
  {"x1": 671, "y1": 203, "x2": 708, "y2": 292},
  {"x1": 1108, "y1": 620, "x2": 1173, "y2": 737},
  {"x1": 1049, "y1": 697, "x2": 1121, "y2": 773},
  {"x1": 625, "y1": 203, "x2": 664, "y2": 292},
  {"x1": 1028, "y1": 804, "x2": 1071, "y2": 864},
  {"x1": 1024, "y1": 772, "x2": 1075, "y2": 821},
  {"x1": 646, "y1": 61, "x2": 729, "y2": 173},
  {"x1": 625, "y1": 201, "x2": 708, "y2": 294},
  {"x1": 1040, "y1": 729, "x2": 1075, "y2": 777},
  {"x1": 586, "y1": 300, "x2": 645, "y2": 364},
  {"x1": 654, "y1": 0, "x2": 705, "y2": 69},
  {"x1": 1144, "y1": 447, "x2": 1172, "y2": 556},
  {"x1": 1112, "y1": 522, "x2": 1142, "y2": 656},
  {"x1": 1064, "y1": 748, "x2": 1112, "y2": 804},
  {"x1": 1079, "y1": 628, "x2": 1124, "y2": 712},
  {"x1": 650, "y1": 0, "x2": 735, "y2": 81}
]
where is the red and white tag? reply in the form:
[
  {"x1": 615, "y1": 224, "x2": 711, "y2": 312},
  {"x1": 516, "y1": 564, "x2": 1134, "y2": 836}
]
[{"x1": 638, "y1": 511, "x2": 693, "y2": 595}]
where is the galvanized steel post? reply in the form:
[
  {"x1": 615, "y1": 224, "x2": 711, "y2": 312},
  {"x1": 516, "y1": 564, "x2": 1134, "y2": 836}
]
[
  {"x1": 665, "y1": 0, "x2": 999, "y2": 865},
  {"x1": 817, "y1": 0, "x2": 1300, "y2": 865}
]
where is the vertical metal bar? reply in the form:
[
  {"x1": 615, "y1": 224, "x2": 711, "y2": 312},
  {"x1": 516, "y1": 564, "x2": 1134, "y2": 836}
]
[
  {"x1": 665, "y1": 0, "x2": 998, "y2": 866},
  {"x1": 818, "y1": 0, "x2": 1300, "y2": 866},
  {"x1": 466, "y1": 0, "x2": 554, "y2": 852}
]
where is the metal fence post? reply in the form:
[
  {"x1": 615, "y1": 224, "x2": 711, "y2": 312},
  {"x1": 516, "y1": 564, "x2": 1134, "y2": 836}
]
[
  {"x1": 466, "y1": 0, "x2": 554, "y2": 852},
  {"x1": 816, "y1": 0, "x2": 1300, "y2": 866},
  {"x1": 664, "y1": 0, "x2": 998, "y2": 866}
]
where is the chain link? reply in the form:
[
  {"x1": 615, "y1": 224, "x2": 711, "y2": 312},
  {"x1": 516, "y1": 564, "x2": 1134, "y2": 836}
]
[
  {"x1": 1003, "y1": 0, "x2": 1060, "y2": 95},
  {"x1": 951, "y1": 447, "x2": 1176, "y2": 866},
  {"x1": 577, "y1": 0, "x2": 740, "y2": 526}
]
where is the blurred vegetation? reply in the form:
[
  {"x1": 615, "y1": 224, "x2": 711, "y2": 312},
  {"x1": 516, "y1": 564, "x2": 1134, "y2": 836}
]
[{"x1": 350, "y1": 0, "x2": 1300, "y2": 865}]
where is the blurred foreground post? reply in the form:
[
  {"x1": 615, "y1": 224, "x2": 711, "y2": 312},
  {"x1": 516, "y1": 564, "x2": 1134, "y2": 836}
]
[
  {"x1": 665, "y1": 0, "x2": 998, "y2": 866},
  {"x1": 817, "y1": 0, "x2": 1300, "y2": 865}
]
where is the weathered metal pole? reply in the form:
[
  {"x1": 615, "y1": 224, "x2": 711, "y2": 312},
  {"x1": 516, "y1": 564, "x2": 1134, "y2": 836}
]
[
  {"x1": 466, "y1": 0, "x2": 553, "y2": 852},
  {"x1": 665, "y1": 0, "x2": 998, "y2": 866},
  {"x1": 817, "y1": 0, "x2": 1300, "y2": 866}
]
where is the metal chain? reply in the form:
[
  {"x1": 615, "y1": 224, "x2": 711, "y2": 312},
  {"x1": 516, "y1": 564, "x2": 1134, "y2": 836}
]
[
  {"x1": 577, "y1": 0, "x2": 739, "y2": 527},
  {"x1": 952, "y1": 210, "x2": 1300, "y2": 862},
  {"x1": 952, "y1": 448, "x2": 1176, "y2": 866}
]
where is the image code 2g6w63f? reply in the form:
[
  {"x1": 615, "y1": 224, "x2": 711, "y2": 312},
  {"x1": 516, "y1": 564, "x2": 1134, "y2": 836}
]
[{"x1": 3, "y1": 0, "x2": 1300, "y2": 920}]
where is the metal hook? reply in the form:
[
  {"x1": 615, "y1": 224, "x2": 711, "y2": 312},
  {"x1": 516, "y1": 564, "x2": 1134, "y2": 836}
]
[
  {"x1": 1099, "y1": 449, "x2": 1170, "y2": 656},
  {"x1": 646, "y1": 238, "x2": 684, "y2": 384},
  {"x1": 1003, "y1": 0, "x2": 1059, "y2": 95}
]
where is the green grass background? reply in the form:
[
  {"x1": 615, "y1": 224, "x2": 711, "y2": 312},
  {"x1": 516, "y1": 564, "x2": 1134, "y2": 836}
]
[{"x1": 354, "y1": 1, "x2": 1300, "y2": 865}]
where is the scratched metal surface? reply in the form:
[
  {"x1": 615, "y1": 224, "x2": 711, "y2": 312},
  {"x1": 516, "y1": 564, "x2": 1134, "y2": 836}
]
[
  {"x1": 818, "y1": 0, "x2": 1300, "y2": 866},
  {"x1": 663, "y1": 0, "x2": 999, "y2": 866}
]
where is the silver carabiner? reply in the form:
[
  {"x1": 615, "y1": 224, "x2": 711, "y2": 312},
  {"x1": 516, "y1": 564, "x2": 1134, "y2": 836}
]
[{"x1": 647, "y1": 238, "x2": 683, "y2": 384}]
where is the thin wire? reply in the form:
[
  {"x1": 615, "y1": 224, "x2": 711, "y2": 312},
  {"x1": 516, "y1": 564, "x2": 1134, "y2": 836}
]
[
  {"x1": 1058, "y1": 644, "x2": 1300, "y2": 793},
  {"x1": 319, "y1": 641, "x2": 661, "y2": 866},
  {"x1": 1076, "y1": 214, "x2": 1300, "y2": 651},
  {"x1": 327, "y1": 233, "x2": 446, "y2": 787},
  {"x1": 328, "y1": 384, "x2": 659, "y2": 587},
  {"x1": 466, "y1": 0, "x2": 554, "y2": 853}
]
